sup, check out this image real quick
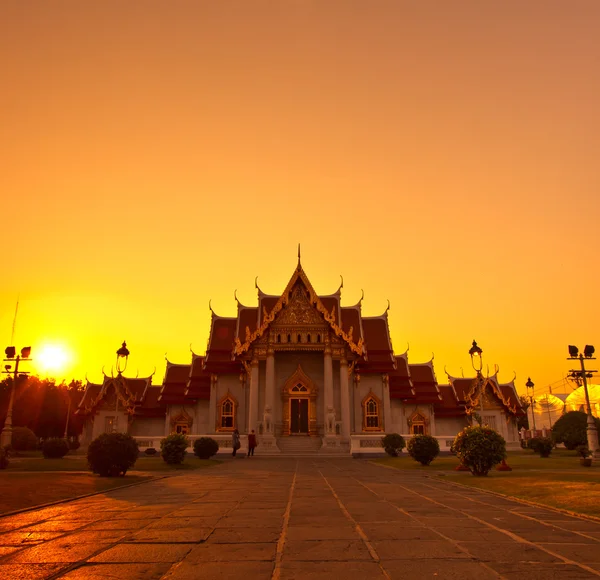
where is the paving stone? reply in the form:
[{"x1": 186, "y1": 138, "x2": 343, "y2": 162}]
[
  {"x1": 0, "y1": 531, "x2": 65, "y2": 545},
  {"x1": 84, "y1": 518, "x2": 156, "y2": 531},
  {"x1": 206, "y1": 527, "x2": 282, "y2": 543},
  {"x1": 279, "y1": 561, "x2": 385, "y2": 579},
  {"x1": 127, "y1": 527, "x2": 213, "y2": 542},
  {"x1": 538, "y1": 542, "x2": 600, "y2": 562},
  {"x1": 60, "y1": 562, "x2": 173, "y2": 579},
  {"x1": 486, "y1": 562, "x2": 599, "y2": 579},
  {"x1": 185, "y1": 542, "x2": 276, "y2": 562},
  {"x1": 381, "y1": 559, "x2": 499, "y2": 579},
  {"x1": 0, "y1": 563, "x2": 69, "y2": 579},
  {"x1": 457, "y1": 541, "x2": 561, "y2": 563},
  {"x1": 162, "y1": 561, "x2": 274, "y2": 579},
  {"x1": 4, "y1": 538, "x2": 110, "y2": 563},
  {"x1": 286, "y1": 524, "x2": 359, "y2": 541},
  {"x1": 372, "y1": 540, "x2": 470, "y2": 560},
  {"x1": 89, "y1": 543, "x2": 193, "y2": 563},
  {"x1": 283, "y1": 539, "x2": 372, "y2": 561}
]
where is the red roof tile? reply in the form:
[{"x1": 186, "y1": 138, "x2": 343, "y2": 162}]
[
  {"x1": 340, "y1": 307, "x2": 363, "y2": 343},
  {"x1": 434, "y1": 385, "x2": 464, "y2": 417}
]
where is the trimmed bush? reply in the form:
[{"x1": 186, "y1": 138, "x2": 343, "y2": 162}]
[
  {"x1": 87, "y1": 432, "x2": 139, "y2": 477},
  {"x1": 68, "y1": 439, "x2": 81, "y2": 451},
  {"x1": 533, "y1": 437, "x2": 553, "y2": 458},
  {"x1": 0, "y1": 447, "x2": 8, "y2": 470},
  {"x1": 407, "y1": 434, "x2": 440, "y2": 465},
  {"x1": 193, "y1": 437, "x2": 219, "y2": 459},
  {"x1": 552, "y1": 411, "x2": 600, "y2": 450},
  {"x1": 452, "y1": 425, "x2": 506, "y2": 476},
  {"x1": 11, "y1": 426, "x2": 38, "y2": 452},
  {"x1": 160, "y1": 433, "x2": 189, "y2": 465},
  {"x1": 42, "y1": 438, "x2": 70, "y2": 459},
  {"x1": 144, "y1": 447, "x2": 158, "y2": 455},
  {"x1": 382, "y1": 433, "x2": 406, "y2": 457}
]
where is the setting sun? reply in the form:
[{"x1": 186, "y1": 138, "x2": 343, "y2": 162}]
[{"x1": 35, "y1": 343, "x2": 73, "y2": 377}]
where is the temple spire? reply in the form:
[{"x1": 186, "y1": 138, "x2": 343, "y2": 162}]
[{"x1": 297, "y1": 243, "x2": 301, "y2": 268}]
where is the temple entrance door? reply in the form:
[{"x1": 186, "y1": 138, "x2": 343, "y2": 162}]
[{"x1": 290, "y1": 398, "x2": 309, "y2": 434}]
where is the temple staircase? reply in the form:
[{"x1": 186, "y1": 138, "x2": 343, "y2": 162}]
[{"x1": 276, "y1": 436, "x2": 349, "y2": 456}]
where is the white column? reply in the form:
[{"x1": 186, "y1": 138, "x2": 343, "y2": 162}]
[
  {"x1": 382, "y1": 374, "x2": 392, "y2": 433},
  {"x1": 208, "y1": 375, "x2": 217, "y2": 433},
  {"x1": 264, "y1": 347, "x2": 275, "y2": 434},
  {"x1": 340, "y1": 357, "x2": 351, "y2": 438},
  {"x1": 324, "y1": 343, "x2": 334, "y2": 435},
  {"x1": 248, "y1": 357, "x2": 259, "y2": 433}
]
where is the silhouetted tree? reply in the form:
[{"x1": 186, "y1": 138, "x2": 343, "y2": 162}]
[{"x1": 0, "y1": 376, "x2": 84, "y2": 439}]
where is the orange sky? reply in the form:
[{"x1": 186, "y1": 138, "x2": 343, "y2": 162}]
[{"x1": 1, "y1": 1, "x2": 599, "y2": 397}]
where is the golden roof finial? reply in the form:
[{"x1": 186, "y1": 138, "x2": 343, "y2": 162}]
[{"x1": 297, "y1": 243, "x2": 301, "y2": 268}]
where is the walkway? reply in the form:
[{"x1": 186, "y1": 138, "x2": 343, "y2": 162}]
[{"x1": 1, "y1": 459, "x2": 600, "y2": 579}]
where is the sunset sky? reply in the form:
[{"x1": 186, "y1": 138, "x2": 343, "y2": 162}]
[{"x1": 1, "y1": 1, "x2": 599, "y2": 397}]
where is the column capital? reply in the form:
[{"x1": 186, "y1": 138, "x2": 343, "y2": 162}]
[{"x1": 267, "y1": 346, "x2": 275, "y2": 356}]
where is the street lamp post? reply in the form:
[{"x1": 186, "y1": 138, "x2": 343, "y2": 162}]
[
  {"x1": 526, "y1": 377, "x2": 536, "y2": 436},
  {"x1": 469, "y1": 340, "x2": 484, "y2": 423},
  {"x1": 567, "y1": 345, "x2": 599, "y2": 459},
  {"x1": 1, "y1": 346, "x2": 32, "y2": 448}
]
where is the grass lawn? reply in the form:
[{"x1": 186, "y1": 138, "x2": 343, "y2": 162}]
[
  {"x1": 0, "y1": 472, "x2": 152, "y2": 515},
  {"x1": 375, "y1": 449, "x2": 600, "y2": 518},
  {"x1": 0, "y1": 453, "x2": 221, "y2": 515}
]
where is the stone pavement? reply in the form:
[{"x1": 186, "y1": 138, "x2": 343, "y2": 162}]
[{"x1": 1, "y1": 459, "x2": 600, "y2": 579}]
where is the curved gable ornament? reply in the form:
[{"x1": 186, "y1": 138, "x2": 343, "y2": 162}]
[
  {"x1": 170, "y1": 408, "x2": 193, "y2": 428},
  {"x1": 283, "y1": 364, "x2": 318, "y2": 395},
  {"x1": 234, "y1": 266, "x2": 364, "y2": 357}
]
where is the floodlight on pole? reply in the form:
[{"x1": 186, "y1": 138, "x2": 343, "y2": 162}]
[
  {"x1": 567, "y1": 344, "x2": 599, "y2": 460},
  {"x1": 1, "y1": 346, "x2": 32, "y2": 448}
]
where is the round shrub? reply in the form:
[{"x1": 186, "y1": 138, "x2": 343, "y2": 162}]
[
  {"x1": 193, "y1": 437, "x2": 219, "y2": 459},
  {"x1": 68, "y1": 439, "x2": 81, "y2": 451},
  {"x1": 87, "y1": 432, "x2": 139, "y2": 477},
  {"x1": 160, "y1": 433, "x2": 189, "y2": 465},
  {"x1": 42, "y1": 438, "x2": 69, "y2": 459},
  {"x1": 527, "y1": 437, "x2": 541, "y2": 451},
  {"x1": 533, "y1": 437, "x2": 553, "y2": 458},
  {"x1": 452, "y1": 425, "x2": 506, "y2": 476},
  {"x1": 0, "y1": 447, "x2": 8, "y2": 470},
  {"x1": 382, "y1": 433, "x2": 406, "y2": 457},
  {"x1": 11, "y1": 426, "x2": 38, "y2": 452},
  {"x1": 407, "y1": 434, "x2": 440, "y2": 465},
  {"x1": 552, "y1": 411, "x2": 600, "y2": 450},
  {"x1": 144, "y1": 447, "x2": 157, "y2": 456}
]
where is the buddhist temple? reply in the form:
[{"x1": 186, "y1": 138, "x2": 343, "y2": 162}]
[{"x1": 76, "y1": 256, "x2": 524, "y2": 455}]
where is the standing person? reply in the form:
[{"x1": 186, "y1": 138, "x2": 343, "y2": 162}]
[
  {"x1": 232, "y1": 428, "x2": 240, "y2": 457},
  {"x1": 247, "y1": 429, "x2": 257, "y2": 457}
]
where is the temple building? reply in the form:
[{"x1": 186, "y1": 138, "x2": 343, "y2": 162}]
[{"x1": 76, "y1": 257, "x2": 524, "y2": 455}]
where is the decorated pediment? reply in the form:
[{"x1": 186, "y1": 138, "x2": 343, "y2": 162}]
[
  {"x1": 234, "y1": 264, "x2": 364, "y2": 356},
  {"x1": 273, "y1": 283, "x2": 328, "y2": 328}
]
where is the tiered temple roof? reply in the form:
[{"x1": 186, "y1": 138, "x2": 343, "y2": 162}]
[
  {"x1": 76, "y1": 374, "x2": 163, "y2": 418},
  {"x1": 76, "y1": 259, "x2": 524, "y2": 420}
]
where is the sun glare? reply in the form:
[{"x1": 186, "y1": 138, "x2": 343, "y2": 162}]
[{"x1": 36, "y1": 343, "x2": 72, "y2": 376}]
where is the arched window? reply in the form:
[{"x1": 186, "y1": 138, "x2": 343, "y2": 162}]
[
  {"x1": 291, "y1": 383, "x2": 308, "y2": 393},
  {"x1": 409, "y1": 412, "x2": 427, "y2": 435},
  {"x1": 317, "y1": 334, "x2": 321, "y2": 343},
  {"x1": 218, "y1": 395, "x2": 237, "y2": 431},
  {"x1": 307, "y1": 334, "x2": 311, "y2": 343},
  {"x1": 297, "y1": 334, "x2": 302, "y2": 343},
  {"x1": 277, "y1": 334, "x2": 281, "y2": 343},
  {"x1": 287, "y1": 334, "x2": 291, "y2": 343},
  {"x1": 362, "y1": 393, "x2": 382, "y2": 431}
]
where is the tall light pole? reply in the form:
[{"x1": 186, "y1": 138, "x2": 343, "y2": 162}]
[
  {"x1": 526, "y1": 377, "x2": 536, "y2": 435},
  {"x1": 568, "y1": 345, "x2": 599, "y2": 459},
  {"x1": 469, "y1": 340, "x2": 484, "y2": 423},
  {"x1": 1, "y1": 346, "x2": 32, "y2": 448}
]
